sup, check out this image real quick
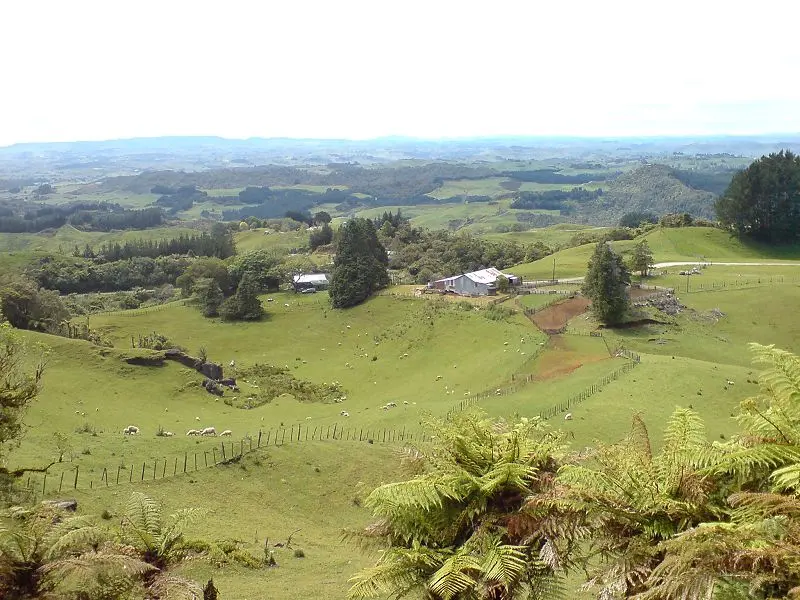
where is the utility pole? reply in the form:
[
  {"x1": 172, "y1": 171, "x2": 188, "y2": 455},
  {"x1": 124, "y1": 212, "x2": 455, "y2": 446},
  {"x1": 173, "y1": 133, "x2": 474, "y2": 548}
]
[
  {"x1": 686, "y1": 272, "x2": 690, "y2": 294},
  {"x1": 552, "y1": 258, "x2": 556, "y2": 283}
]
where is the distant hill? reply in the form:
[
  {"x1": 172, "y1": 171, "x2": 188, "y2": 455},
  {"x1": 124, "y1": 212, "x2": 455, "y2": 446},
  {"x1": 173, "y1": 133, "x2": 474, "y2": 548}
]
[{"x1": 582, "y1": 164, "x2": 716, "y2": 223}]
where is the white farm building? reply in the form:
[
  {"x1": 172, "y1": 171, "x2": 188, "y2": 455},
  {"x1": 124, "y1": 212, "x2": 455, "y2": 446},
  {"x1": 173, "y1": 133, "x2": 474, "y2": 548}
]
[
  {"x1": 292, "y1": 273, "x2": 329, "y2": 291},
  {"x1": 432, "y1": 268, "x2": 520, "y2": 296}
]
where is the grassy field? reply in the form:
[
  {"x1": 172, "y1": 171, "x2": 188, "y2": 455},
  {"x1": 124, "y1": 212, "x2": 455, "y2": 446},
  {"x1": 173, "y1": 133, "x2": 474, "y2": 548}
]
[
  {"x1": 512, "y1": 226, "x2": 800, "y2": 280},
  {"x1": 234, "y1": 228, "x2": 310, "y2": 254},
  {"x1": 0, "y1": 224, "x2": 199, "y2": 254},
  {"x1": 8, "y1": 223, "x2": 800, "y2": 599}
]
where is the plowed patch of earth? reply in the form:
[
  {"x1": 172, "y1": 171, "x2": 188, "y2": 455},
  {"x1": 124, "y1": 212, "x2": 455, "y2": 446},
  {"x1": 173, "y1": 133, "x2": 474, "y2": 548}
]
[
  {"x1": 531, "y1": 335, "x2": 610, "y2": 381},
  {"x1": 531, "y1": 296, "x2": 591, "y2": 333}
]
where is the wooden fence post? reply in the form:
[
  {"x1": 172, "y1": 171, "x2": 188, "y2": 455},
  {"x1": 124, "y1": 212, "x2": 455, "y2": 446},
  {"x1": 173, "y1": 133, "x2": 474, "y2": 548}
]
[
  {"x1": 174, "y1": 457, "x2": 178, "y2": 475},
  {"x1": 221, "y1": 442, "x2": 226, "y2": 461},
  {"x1": 183, "y1": 453, "x2": 187, "y2": 473},
  {"x1": 60, "y1": 471, "x2": 65, "y2": 492},
  {"x1": 213, "y1": 448, "x2": 217, "y2": 464},
  {"x1": 42, "y1": 471, "x2": 48, "y2": 495},
  {"x1": 129, "y1": 464, "x2": 134, "y2": 482},
  {"x1": 141, "y1": 462, "x2": 146, "y2": 481},
  {"x1": 74, "y1": 466, "x2": 79, "y2": 489},
  {"x1": 162, "y1": 460, "x2": 167, "y2": 478},
  {"x1": 258, "y1": 429, "x2": 262, "y2": 447}
]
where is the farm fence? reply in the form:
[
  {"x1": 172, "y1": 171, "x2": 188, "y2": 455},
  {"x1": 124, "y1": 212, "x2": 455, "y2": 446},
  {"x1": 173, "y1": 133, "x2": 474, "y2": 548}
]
[
  {"x1": 26, "y1": 424, "x2": 431, "y2": 499},
  {"x1": 447, "y1": 341, "x2": 639, "y2": 419}
]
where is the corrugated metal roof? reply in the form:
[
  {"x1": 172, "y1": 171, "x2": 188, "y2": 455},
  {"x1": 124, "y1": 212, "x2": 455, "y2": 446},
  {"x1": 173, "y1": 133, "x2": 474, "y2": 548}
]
[
  {"x1": 434, "y1": 268, "x2": 515, "y2": 285},
  {"x1": 293, "y1": 273, "x2": 329, "y2": 284}
]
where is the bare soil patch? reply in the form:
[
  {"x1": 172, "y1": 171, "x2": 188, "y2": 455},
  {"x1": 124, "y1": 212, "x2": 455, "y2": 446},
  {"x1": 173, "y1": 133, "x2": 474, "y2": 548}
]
[{"x1": 531, "y1": 296, "x2": 591, "y2": 333}]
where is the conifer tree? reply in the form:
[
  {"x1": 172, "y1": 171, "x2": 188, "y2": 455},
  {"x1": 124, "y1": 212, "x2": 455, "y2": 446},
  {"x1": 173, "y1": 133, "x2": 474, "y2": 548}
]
[
  {"x1": 581, "y1": 242, "x2": 630, "y2": 324},
  {"x1": 329, "y1": 218, "x2": 389, "y2": 308},
  {"x1": 630, "y1": 239, "x2": 654, "y2": 277}
]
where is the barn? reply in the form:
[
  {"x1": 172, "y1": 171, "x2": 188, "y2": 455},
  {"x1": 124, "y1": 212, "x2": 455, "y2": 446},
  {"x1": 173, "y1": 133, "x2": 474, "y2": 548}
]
[{"x1": 433, "y1": 268, "x2": 520, "y2": 296}]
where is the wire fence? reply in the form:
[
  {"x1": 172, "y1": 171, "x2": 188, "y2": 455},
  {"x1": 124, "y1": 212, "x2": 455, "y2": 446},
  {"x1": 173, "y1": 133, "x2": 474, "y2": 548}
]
[
  {"x1": 684, "y1": 276, "x2": 796, "y2": 293},
  {"x1": 26, "y1": 424, "x2": 431, "y2": 499}
]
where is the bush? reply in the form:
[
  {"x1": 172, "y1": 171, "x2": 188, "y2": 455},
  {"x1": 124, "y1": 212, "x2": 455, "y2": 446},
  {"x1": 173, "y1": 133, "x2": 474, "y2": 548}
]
[{"x1": 293, "y1": 548, "x2": 305, "y2": 558}]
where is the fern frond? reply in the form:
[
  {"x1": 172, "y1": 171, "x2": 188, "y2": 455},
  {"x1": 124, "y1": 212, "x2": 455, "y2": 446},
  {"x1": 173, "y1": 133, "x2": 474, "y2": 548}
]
[
  {"x1": 123, "y1": 491, "x2": 162, "y2": 542},
  {"x1": 147, "y1": 573, "x2": 203, "y2": 600},
  {"x1": 427, "y1": 551, "x2": 481, "y2": 600}
]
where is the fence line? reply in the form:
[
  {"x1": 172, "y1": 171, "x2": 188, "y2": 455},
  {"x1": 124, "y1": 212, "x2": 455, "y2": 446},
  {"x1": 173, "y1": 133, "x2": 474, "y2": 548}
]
[
  {"x1": 536, "y1": 359, "x2": 639, "y2": 421},
  {"x1": 30, "y1": 425, "x2": 431, "y2": 498}
]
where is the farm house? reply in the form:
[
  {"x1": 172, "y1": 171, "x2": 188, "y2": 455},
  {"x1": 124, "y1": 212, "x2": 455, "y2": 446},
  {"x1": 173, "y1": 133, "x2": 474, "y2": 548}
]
[
  {"x1": 292, "y1": 273, "x2": 329, "y2": 292},
  {"x1": 432, "y1": 268, "x2": 520, "y2": 296}
]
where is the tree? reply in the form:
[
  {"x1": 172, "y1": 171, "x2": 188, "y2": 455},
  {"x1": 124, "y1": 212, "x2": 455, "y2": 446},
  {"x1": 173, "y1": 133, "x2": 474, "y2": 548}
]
[
  {"x1": 219, "y1": 271, "x2": 264, "y2": 321},
  {"x1": 309, "y1": 223, "x2": 333, "y2": 251},
  {"x1": 329, "y1": 218, "x2": 389, "y2": 309},
  {"x1": 715, "y1": 150, "x2": 800, "y2": 243},
  {"x1": 194, "y1": 278, "x2": 224, "y2": 317},
  {"x1": 619, "y1": 212, "x2": 657, "y2": 228},
  {"x1": 496, "y1": 274, "x2": 510, "y2": 293},
  {"x1": 228, "y1": 250, "x2": 282, "y2": 292},
  {"x1": 313, "y1": 211, "x2": 332, "y2": 225},
  {"x1": 175, "y1": 257, "x2": 232, "y2": 297},
  {"x1": 348, "y1": 412, "x2": 573, "y2": 600},
  {"x1": 0, "y1": 321, "x2": 45, "y2": 470},
  {"x1": 581, "y1": 242, "x2": 630, "y2": 325},
  {"x1": 630, "y1": 239, "x2": 654, "y2": 277},
  {"x1": 0, "y1": 275, "x2": 69, "y2": 333}
]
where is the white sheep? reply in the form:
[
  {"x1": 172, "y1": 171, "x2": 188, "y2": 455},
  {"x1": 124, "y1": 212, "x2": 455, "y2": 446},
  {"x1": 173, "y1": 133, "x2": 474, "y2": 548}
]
[
  {"x1": 229, "y1": 360, "x2": 235, "y2": 367},
  {"x1": 186, "y1": 429, "x2": 200, "y2": 436},
  {"x1": 340, "y1": 411, "x2": 350, "y2": 417},
  {"x1": 564, "y1": 413, "x2": 573, "y2": 421},
  {"x1": 123, "y1": 425, "x2": 140, "y2": 435},
  {"x1": 306, "y1": 416, "x2": 313, "y2": 420},
  {"x1": 163, "y1": 431, "x2": 174, "y2": 437},
  {"x1": 195, "y1": 416, "x2": 200, "y2": 421},
  {"x1": 726, "y1": 380, "x2": 735, "y2": 385},
  {"x1": 200, "y1": 427, "x2": 217, "y2": 436},
  {"x1": 284, "y1": 303, "x2": 290, "y2": 307},
  {"x1": 220, "y1": 430, "x2": 232, "y2": 437},
  {"x1": 403, "y1": 400, "x2": 409, "y2": 405}
]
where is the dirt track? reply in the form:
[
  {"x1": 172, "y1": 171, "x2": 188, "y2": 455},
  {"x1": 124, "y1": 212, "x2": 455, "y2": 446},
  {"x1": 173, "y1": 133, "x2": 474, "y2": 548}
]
[{"x1": 530, "y1": 296, "x2": 591, "y2": 333}]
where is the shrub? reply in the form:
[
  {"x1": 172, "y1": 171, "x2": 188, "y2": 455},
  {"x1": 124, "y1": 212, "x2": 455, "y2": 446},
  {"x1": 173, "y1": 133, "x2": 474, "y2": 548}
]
[{"x1": 293, "y1": 548, "x2": 305, "y2": 558}]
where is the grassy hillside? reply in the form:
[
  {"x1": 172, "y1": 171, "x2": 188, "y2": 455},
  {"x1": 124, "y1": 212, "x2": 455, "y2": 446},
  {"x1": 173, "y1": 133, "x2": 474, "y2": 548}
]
[
  {"x1": 511, "y1": 227, "x2": 800, "y2": 280},
  {"x1": 0, "y1": 224, "x2": 199, "y2": 253},
  {"x1": 581, "y1": 164, "x2": 715, "y2": 223}
]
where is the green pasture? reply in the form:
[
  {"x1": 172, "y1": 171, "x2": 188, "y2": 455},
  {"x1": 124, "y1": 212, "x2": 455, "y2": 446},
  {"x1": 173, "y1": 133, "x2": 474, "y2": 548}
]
[
  {"x1": 233, "y1": 228, "x2": 310, "y2": 254},
  {"x1": 0, "y1": 224, "x2": 199, "y2": 254},
  {"x1": 482, "y1": 225, "x2": 610, "y2": 249}
]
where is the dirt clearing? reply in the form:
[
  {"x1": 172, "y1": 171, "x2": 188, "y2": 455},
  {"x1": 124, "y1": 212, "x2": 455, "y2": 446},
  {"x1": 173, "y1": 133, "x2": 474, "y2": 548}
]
[{"x1": 531, "y1": 296, "x2": 591, "y2": 333}]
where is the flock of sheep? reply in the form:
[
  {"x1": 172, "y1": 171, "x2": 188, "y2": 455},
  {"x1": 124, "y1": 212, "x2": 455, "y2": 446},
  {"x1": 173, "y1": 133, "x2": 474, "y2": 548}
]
[{"x1": 122, "y1": 425, "x2": 233, "y2": 437}]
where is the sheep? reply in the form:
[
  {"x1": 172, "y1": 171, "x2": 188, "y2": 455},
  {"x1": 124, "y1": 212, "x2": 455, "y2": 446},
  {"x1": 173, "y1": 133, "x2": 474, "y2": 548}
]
[
  {"x1": 186, "y1": 429, "x2": 200, "y2": 436},
  {"x1": 306, "y1": 416, "x2": 313, "y2": 420},
  {"x1": 195, "y1": 416, "x2": 200, "y2": 421},
  {"x1": 403, "y1": 400, "x2": 409, "y2": 405},
  {"x1": 340, "y1": 411, "x2": 350, "y2": 417},
  {"x1": 387, "y1": 402, "x2": 397, "y2": 408},
  {"x1": 229, "y1": 360, "x2": 236, "y2": 367},
  {"x1": 200, "y1": 427, "x2": 217, "y2": 436},
  {"x1": 163, "y1": 431, "x2": 174, "y2": 437},
  {"x1": 564, "y1": 413, "x2": 573, "y2": 421},
  {"x1": 436, "y1": 375, "x2": 443, "y2": 381},
  {"x1": 123, "y1": 425, "x2": 140, "y2": 435},
  {"x1": 220, "y1": 430, "x2": 232, "y2": 437},
  {"x1": 284, "y1": 303, "x2": 290, "y2": 307},
  {"x1": 726, "y1": 380, "x2": 735, "y2": 385}
]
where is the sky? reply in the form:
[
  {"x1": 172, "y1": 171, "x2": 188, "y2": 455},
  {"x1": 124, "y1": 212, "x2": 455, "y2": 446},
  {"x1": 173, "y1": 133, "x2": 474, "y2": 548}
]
[{"x1": 1, "y1": 0, "x2": 799, "y2": 146}]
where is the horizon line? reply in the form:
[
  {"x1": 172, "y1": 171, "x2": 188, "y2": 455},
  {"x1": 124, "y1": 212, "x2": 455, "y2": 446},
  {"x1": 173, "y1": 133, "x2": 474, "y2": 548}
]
[{"x1": 3, "y1": 131, "x2": 800, "y2": 150}]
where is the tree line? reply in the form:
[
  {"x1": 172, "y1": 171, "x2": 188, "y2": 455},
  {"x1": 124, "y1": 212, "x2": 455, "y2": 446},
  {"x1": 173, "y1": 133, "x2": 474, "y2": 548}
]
[
  {"x1": 510, "y1": 187, "x2": 603, "y2": 211},
  {"x1": 75, "y1": 228, "x2": 236, "y2": 263},
  {"x1": 0, "y1": 202, "x2": 164, "y2": 233}
]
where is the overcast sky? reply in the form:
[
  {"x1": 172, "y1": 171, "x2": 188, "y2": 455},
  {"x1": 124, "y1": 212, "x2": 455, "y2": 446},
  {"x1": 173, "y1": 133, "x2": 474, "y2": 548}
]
[{"x1": 1, "y1": 0, "x2": 798, "y2": 146}]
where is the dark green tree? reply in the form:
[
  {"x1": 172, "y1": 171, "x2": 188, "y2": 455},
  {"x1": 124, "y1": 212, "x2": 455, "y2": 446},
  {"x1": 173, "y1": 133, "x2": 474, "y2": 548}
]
[
  {"x1": 313, "y1": 211, "x2": 332, "y2": 225},
  {"x1": 228, "y1": 250, "x2": 282, "y2": 292},
  {"x1": 220, "y1": 271, "x2": 264, "y2": 321},
  {"x1": 194, "y1": 278, "x2": 224, "y2": 318},
  {"x1": 582, "y1": 242, "x2": 630, "y2": 325},
  {"x1": 175, "y1": 257, "x2": 232, "y2": 297},
  {"x1": 630, "y1": 239, "x2": 654, "y2": 278},
  {"x1": 309, "y1": 223, "x2": 333, "y2": 250},
  {"x1": 715, "y1": 150, "x2": 800, "y2": 243},
  {"x1": 329, "y1": 218, "x2": 389, "y2": 308}
]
